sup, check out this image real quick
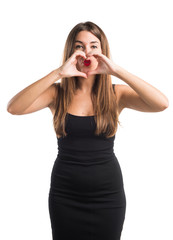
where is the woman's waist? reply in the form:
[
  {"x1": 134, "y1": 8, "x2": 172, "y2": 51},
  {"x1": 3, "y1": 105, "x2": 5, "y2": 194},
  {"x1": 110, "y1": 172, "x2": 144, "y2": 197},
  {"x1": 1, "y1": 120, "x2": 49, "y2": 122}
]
[
  {"x1": 57, "y1": 147, "x2": 115, "y2": 165},
  {"x1": 57, "y1": 135, "x2": 115, "y2": 152}
]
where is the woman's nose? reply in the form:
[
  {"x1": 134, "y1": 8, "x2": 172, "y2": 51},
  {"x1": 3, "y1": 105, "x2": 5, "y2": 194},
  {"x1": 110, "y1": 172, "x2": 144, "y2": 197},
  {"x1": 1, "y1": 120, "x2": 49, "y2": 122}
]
[{"x1": 84, "y1": 46, "x2": 91, "y2": 56}]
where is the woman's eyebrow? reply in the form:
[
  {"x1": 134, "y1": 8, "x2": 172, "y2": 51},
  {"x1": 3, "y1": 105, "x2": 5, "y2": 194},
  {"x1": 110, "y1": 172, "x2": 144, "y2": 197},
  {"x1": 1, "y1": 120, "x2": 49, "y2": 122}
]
[
  {"x1": 75, "y1": 40, "x2": 83, "y2": 44},
  {"x1": 75, "y1": 40, "x2": 99, "y2": 44},
  {"x1": 90, "y1": 41, "x2": 99, "y2": 44}
]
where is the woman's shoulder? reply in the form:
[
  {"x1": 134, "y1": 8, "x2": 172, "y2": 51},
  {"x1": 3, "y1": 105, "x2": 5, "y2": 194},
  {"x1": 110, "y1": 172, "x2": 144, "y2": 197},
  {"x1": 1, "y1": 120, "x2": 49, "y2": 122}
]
[{"x1": 113, "y1": 83, "x2": 125, "y2": 97}]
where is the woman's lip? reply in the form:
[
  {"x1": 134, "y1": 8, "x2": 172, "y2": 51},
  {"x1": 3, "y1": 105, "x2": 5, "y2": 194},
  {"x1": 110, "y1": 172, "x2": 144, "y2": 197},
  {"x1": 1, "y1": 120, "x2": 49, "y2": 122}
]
[{"x1": 84, "y1": 59, "x2": 91, "y2": 66}]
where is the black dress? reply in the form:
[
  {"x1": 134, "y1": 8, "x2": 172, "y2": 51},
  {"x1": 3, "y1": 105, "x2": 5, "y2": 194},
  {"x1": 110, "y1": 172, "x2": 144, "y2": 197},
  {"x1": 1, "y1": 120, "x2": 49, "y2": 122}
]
[{"x1": 48, "y1": 87, "x2": 126, "y2": 240}]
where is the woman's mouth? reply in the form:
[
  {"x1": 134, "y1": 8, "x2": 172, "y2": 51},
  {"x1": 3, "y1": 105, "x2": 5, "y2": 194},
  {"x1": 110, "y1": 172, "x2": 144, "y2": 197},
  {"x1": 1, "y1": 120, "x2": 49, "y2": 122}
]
[{"x1": 84, "y1": 59, "x2": 91, "y2": 66}]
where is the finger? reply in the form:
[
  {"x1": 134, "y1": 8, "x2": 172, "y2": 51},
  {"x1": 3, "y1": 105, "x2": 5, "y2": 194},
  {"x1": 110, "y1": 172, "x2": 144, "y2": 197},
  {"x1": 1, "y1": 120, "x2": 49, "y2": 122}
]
[
  {"x1": 87, "y1": 70, "x2": 98, "y2": 76},
  {"x1": 69, "y1": 51, "x2": 85, "y2": 64},
  {"x1": 76, "y1": 71, "x2": 88, "y2": 78},
  {"x1": 88, "y1": 53, "x2": 108, "y2": 63},
  {"x1": 69, "y1": 56, "x2": 85, "y2": 67},
  {"x1": 93, "y1": 54, "x2": 108, "y2": 62},
  {"x1": 74, "y1": 50, "x2": 86, "y2": 59},
  {"x1": 87, "y1": 52, "x2": 102, "y2": 58}
]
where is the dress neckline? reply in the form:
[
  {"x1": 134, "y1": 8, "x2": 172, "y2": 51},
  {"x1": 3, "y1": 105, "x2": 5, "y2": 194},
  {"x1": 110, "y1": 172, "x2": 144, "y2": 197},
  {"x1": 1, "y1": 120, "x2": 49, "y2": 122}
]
[{"x1": 67, "y1": 112, "x2": 95, "y2": 118}]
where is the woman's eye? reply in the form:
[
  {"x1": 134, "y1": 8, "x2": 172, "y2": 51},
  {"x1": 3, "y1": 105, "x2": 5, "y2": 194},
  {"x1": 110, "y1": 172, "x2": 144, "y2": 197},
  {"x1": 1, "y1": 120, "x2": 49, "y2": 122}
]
[
  {"x1": 91, "y1": 45, "x2": 97, "y2": 49},
  {"x1": 75, "y1": 45, "x2": 83, "y2": 49}
]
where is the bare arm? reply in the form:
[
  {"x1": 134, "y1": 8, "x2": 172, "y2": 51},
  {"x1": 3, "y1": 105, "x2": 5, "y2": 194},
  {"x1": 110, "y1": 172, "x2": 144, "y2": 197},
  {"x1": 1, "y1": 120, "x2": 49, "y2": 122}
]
[
  {"x1": 7, "y1": 50, "x2": 87, "y2": 115},
  {"x1": 7, "y1": 69, "x2": 61, "y2": 115},
  {"x1": 113, "y1": 65, "x2": 169, "y2": 112},
  {"x1": 87, "y1": 52, "x2": 169, "y2": 113}
]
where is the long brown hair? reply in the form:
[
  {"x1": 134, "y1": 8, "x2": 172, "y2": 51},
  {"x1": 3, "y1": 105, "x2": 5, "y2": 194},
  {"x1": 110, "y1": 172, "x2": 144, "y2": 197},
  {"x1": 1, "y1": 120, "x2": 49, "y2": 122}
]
[{"x1": 53, "y1": 21, "x2": 119, "y2": 138}]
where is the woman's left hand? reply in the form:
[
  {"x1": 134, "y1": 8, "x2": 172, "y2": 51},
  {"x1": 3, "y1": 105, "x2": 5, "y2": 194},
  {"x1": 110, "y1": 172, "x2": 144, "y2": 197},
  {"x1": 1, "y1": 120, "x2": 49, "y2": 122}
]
[{"x1": 86, "y1": 52, "x2": 116, "y2": 76}]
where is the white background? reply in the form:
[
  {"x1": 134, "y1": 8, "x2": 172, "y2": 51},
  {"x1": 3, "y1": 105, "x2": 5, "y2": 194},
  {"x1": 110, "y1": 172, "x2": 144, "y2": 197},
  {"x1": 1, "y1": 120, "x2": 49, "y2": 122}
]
[{"x1": 0, "y1": 0, "x2": 173, "y2": 239}]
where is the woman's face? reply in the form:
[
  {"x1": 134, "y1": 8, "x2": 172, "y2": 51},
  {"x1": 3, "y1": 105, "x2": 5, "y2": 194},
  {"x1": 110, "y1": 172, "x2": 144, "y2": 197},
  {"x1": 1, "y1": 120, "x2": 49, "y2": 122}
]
[{"x1": 73, "y1": 31, "x2": 102, "y2": 74}]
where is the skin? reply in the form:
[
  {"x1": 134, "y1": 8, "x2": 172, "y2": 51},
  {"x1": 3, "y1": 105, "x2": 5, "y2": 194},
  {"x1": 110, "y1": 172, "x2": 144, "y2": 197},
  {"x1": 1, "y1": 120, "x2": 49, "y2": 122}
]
[{"x1": 7, "y1": 30, "x2": 169, "y2": 119}]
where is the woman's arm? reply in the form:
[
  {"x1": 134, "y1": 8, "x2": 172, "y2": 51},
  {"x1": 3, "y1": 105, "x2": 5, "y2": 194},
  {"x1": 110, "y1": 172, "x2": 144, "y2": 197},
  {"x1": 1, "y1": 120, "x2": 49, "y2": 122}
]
[
  {"x1": 113, "y1": 65, "x2": 169, "y2": 112},
  {"x1": 87, "y1": 52, "x2": 169, "y2": 112},
  {"x1": 7, "y1": 69, "x2": 61, "y2": 115},
  {"x1": 7, "y1": 50, "x2": 87, "y2": 115}
]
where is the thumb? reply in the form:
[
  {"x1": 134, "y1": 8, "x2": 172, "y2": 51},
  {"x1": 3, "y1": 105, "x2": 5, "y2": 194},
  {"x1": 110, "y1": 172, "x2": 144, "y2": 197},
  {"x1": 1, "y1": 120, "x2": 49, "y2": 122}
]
[
  {"x1": 76, "y1": 71, "x2": 88, "y2": 78},
  {"x1": 87, "y1": 69, "x2": 98, "y2": 76}
]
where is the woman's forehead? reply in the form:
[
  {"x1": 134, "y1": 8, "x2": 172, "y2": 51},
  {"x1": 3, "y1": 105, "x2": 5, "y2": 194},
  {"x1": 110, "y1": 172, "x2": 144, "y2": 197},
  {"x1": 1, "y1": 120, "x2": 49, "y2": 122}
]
[{"x1": 75, "y1": 31, "x2": 100, "y2": 44}]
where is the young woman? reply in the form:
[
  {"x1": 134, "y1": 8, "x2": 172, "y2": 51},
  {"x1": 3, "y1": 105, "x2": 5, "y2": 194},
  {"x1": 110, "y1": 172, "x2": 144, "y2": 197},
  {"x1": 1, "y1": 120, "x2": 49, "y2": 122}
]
[{"x1": 7, "y1": 21, "x2": 169, "y2": 240}]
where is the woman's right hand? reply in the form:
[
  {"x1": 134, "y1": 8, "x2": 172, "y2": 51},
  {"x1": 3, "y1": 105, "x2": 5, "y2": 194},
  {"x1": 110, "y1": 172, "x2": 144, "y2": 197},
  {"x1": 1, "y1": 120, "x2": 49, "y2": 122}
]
[{"x1": 58, "y1": 50, "x2": 88, "y2": 78}]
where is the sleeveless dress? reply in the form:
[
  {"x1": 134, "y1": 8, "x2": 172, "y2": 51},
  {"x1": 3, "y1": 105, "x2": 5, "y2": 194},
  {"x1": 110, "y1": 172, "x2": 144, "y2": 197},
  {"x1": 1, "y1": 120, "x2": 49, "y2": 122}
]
[{"x1": 48, "y1": 85, "x2": 126, "y2": 240}]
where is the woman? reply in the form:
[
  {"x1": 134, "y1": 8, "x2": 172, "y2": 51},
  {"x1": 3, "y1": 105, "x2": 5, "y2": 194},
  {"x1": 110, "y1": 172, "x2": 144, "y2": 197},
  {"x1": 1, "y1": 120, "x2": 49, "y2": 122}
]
[{"x1": 7, "y1": 21, "x2": 169, "y2": 240}]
